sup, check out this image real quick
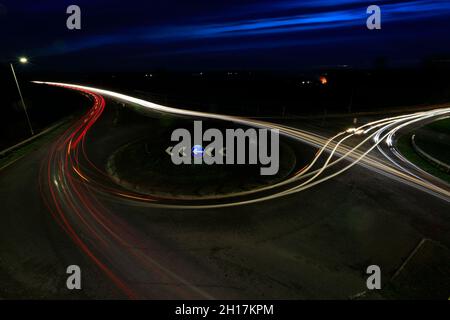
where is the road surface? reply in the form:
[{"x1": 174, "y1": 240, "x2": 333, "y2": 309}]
[{"x1": 0, "y1": 82, "x2": 449, "y2": 299}]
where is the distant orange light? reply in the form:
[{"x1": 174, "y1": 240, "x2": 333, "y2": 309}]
[{"x1": 320, "y1": 76, "x2": 328, "y2": 85}]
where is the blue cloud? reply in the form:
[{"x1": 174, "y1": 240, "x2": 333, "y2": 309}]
[{"x1": 35, "y1": 0, "x2": 450, "y2": 57}]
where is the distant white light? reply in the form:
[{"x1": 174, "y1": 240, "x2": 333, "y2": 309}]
[{"x1": 19, "y1": 57, "x2": 28, "y2": 64}]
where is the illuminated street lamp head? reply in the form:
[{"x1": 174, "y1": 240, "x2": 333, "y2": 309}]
[{"x1": 19, "y1": 57, "x2": 28, "y2": 64}]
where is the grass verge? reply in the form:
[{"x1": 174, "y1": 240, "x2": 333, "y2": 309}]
[
  {"x1": 396, "y1": 133, "x2": 450, "y2": 184},
  {"x1": 0, "y1": 118, "x2": 73, "y2": 171}
]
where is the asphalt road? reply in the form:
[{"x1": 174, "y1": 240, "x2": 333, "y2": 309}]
[{"x1": 0, "y1": 83, "x2": 449, "y2": 299}]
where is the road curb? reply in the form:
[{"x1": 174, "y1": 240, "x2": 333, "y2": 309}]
[
  {"x1": 411, "y1": 134, "x2": 450, "y2": 173},
  {"x1": 0, "y1": 117, "x2": 71, "y2": 158},
  {"x1": 0, "y1": 117, "x2": 73, "y2": 172}
]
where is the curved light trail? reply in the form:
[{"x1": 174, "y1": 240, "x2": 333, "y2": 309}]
[
  {"x1": 33, "y1": 81, "x2": 450, "y2": 298},
  {"x1": 34, "y1": 81, "x2": 450, "y2": 208}
]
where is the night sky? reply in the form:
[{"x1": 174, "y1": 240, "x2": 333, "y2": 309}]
[{"x1": 1, "y1": 0, "x2": 450, "y2": 71}]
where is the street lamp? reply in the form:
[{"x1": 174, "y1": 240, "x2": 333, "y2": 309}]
[{"x1": 10, "y1": 57, "x2": 34, "y2": 135}]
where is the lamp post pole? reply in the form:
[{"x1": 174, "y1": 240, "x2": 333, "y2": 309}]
[{"x1": 10, "y1": 57, "x2": 34, "y2": 136}]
